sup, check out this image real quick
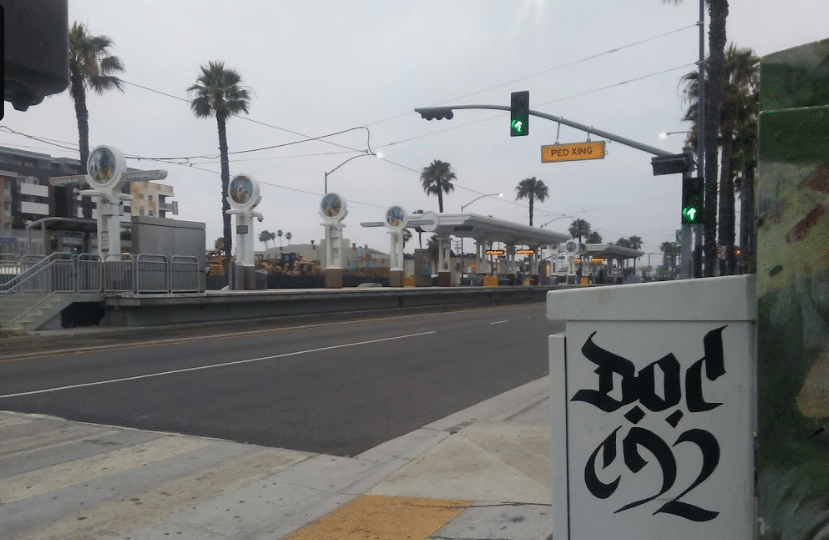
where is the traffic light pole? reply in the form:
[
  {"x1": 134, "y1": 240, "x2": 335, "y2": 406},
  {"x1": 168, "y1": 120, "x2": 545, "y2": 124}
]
[
  {"x1": 415, "y1": 104, "x2": 674, "y2": 157},
  {"x1": 680, "y1": 168, "x2": 693, "y2": 280}
]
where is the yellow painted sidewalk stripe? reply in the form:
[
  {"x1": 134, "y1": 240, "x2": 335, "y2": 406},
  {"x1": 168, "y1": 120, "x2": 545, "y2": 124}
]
[
  {"x1": 7, "y1": 447, "x2": 309, "y2": 540},
  {"x1": 0, "y1": 435, "x2": 210, "y2": 504},
  {"x1": 283, "y1": 495, "x2": 470, "y2": 540}
]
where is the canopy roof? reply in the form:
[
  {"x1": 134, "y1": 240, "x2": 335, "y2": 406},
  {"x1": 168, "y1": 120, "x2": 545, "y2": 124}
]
[
  {"x1": 583, "y1": 243, "x2": 644, "y2": 260},
  {"x1": 362, "y1": 212, "x2": 569, "y2": 248}
]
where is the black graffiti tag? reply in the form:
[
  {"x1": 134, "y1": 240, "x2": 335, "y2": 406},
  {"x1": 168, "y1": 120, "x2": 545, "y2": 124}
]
[
  {"x1": 573, "y1": 326, "x2": 727, "y2": 522},
  {"x1": 572, "y1": 326, "x2": 727, "y2": 413}
]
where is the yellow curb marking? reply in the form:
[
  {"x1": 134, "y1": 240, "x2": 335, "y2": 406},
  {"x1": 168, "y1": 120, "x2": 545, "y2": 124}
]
[{"x1": 282, "y1": 494, "x2": 470, "y2": 540}]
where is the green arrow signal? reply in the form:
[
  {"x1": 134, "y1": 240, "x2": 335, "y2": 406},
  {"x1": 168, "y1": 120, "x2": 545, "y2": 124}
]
[{"x1": 511, "y1": 119, "x2": 524, "y2": 134}]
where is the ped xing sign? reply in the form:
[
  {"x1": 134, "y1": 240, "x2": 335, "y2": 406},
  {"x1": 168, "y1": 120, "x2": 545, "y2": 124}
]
[{"x1": 542, "y1": 141, "x2": 606, "y2": 163}]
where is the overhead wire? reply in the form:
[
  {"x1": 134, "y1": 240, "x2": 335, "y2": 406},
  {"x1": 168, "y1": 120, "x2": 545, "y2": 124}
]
[{"x1": 364, "y1": 23, "x2": 696, "y2": 127}]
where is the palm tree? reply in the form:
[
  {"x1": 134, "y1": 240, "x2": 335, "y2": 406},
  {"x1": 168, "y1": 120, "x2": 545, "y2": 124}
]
[
  {"x1": 586, "y1": 231, "x2": 603, "y2": 244},
  {"x1": 720, "y1": 45, "x2": 759, "y2": 275},
  {"x1": 628, "y1": 236, "x2": 643, "y2": 250},
  {"x1": 268, "y1": 231, "x2": 276, "y2": 248},
  {"x1": 666, "y1": 0, "x2": 729, "y2": 276},
  {"x1": 188, "y1": 61, "x2": 252, "y2": 282},
  {"x1": 681, "y1": 45, "x2": 759, "y2": 276},
  {"x1": 569, "y1": 219, "x2": 591, "y2": 277},
  {"x1": 661, "y1": 241, "x2": 680, "y2": 275},
  {"x1": 568, "y1": 219, "x2": 591, "y2": 242},
  {"x1": 68, "y1": 22, "x2": 124, "y2": 218},
  {"x1": 616, "y1": 238, "x2": 633, "y2": 248},
  {"x1": 402, "y1": 229, "x2": 413, "y2": 249},
  {"x1": 420, "y1": 160, "x2": 456, "y2": 213},
  {"x1": 285, "y1": 232, "x2": 292, "y2": 246},
  {"x1": 277, "y1": 229, "x2": 283, "y2": 249},
  {"x1": 514, "y1": 177, "x2": 549, "y2": 226},
  {"x1": 259, "y1": 230, "x2": 271, "y2": 249}
]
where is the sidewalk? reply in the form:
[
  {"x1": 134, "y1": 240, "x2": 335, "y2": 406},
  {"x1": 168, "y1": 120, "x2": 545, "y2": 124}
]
[{"x1": 0, "y1": 376, "x2": 552, "y2": 540}]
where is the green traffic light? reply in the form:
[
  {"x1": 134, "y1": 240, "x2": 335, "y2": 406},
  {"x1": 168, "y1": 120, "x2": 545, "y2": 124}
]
[{"x1": 510, "y1": 91, "x2": 529, "y2": 137}]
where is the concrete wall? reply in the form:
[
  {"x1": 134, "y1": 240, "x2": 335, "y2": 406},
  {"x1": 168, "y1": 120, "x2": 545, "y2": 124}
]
[{"x1": 101, "y1": 286, "x2": 558, "y2": 327}]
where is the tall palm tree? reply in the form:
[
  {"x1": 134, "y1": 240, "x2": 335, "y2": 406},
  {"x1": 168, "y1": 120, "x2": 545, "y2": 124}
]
[
  {"x1": 661, "y1": 241, "x2": 680, "y2": 275},
  {"x1": 420, "y1": 160, "x2": 456, "y2": 213},
  {"x1": 628, "y1": 236, "x2": 643, "y2": 250},
  {"x1": 666, "y1": 0, "x2": 729, "y2": 276},
  {"x1": 285, "y1": 232, "x2": 292, "y2": 246},
  {"x1": 586, "y1": 231, "x2": 603, "y2": 244},
  {"x1": 682, "y1": 45, "x2": 758, "y2": 276},
  {"x1": 514, "y1": 177, "x2": 549, "y2": 226},
  {"x1": 568, "y1": 219, "x2": 591, "y2": 242},
  {"x1": 259, "y1": 229, "x2": 271, "y2": 249},
  {"x1": 68, "y1": 22, "x2": 124, "y2": 218},
  {"x1": 402, "y1": 229, "x2": 413, "y2": 249},
  {"x1": 720, "y1": 45, "x2": 759, "y2": 275},
  {"x1": 188, "y1": 61, "x2": 252, "y2": 282},
  {"x1": 616, "y1": 238, "x2": 633, "y2": 248},
  {"x1": 277, "y1": 229, "x2": 283, "y2": 248}
]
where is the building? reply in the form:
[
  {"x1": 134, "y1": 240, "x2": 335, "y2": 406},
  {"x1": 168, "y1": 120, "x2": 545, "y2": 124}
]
[
  {"x1": 0, "y1": 146, "x2": 178, "y2": 255},
  {"x1": 128, "y1": 182, "x2": 177, "y2": 218}
]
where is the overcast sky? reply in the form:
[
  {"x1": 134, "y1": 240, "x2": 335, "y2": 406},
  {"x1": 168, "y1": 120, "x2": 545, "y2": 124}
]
[{"x1": 3, "y1": 0, "x2": 828, "y2": 258}]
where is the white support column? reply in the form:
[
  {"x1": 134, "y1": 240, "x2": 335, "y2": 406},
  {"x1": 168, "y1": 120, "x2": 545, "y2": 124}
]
[
  {"x1": 437, "y1": 235, "x2": 451, "y2": 286},
  {"x1": 506, "y1": 244, "x2": 516, "y2": 276}
]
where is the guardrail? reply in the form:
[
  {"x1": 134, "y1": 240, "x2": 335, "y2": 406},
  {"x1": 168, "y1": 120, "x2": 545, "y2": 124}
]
[{"x1": 1, "y1": 252, "x2": 202, "y2": 296}]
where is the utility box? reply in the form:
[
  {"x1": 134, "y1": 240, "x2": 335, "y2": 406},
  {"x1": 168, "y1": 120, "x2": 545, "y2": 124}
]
[{"x1": 547, "y1": 276, "x2": 756, "y2": 540}]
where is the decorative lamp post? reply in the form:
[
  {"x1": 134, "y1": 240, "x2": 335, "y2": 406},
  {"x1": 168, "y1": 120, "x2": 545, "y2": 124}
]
[
  {"x1": 320, "y1": 192, "x2": 348, "y2": 288},
  {"x1": 384, "y1": 205, "x2": 408, "y2": 287},
  {"x1": 225, "y1": 174, "x2": 263, "y2": 289},
  {"x1": 72, "y1": 145, "x2": 167, "y2": 260}
]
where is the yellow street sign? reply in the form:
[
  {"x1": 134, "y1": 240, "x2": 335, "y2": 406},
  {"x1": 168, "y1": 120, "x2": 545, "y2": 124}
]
[{"x1": 541, "y1": 141, "x2": 606, "y2": 163}]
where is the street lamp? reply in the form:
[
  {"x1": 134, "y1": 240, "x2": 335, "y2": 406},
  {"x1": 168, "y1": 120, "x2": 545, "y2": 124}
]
[
  {"x1": 459, "y1": 193, "x2": 502, "y2": 283},
  {"x1": 539, "y1": 215, "x2": 573, "y2": 228},
  {"x1": 460, "y1": 192, "x2": 503, "y2": 212},
  {"x1": 324, "y1": 151, "x2": 382, "y2": 194},
  {"x1": 659, "y1": 130, "x2": 692, "y2": 139},
  {"x1": 323, "y1": 126, "x2": 381, "y2": 194}
]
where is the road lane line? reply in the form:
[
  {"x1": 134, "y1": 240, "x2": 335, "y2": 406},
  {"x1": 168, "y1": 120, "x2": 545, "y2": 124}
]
[
  {"x1": 489, "y1": 320, "x2": 508, "y2": 325},
  {"x1": 0, "y1": 330, "x2": 437, "y2": 399}
]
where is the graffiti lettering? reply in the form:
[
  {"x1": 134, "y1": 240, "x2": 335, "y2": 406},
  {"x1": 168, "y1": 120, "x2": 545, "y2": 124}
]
[{"x1": 574, "y1": 326, "x2": 728, "y2": 522}]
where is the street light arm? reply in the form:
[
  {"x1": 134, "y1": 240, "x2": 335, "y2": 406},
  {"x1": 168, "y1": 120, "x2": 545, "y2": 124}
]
[
  {"x1": 326, "y1": 151, "x2": 376, "y2": 177},
  {"x1": 539, "y1": 215, "x2": 574, "y2": 228},
  {"x1": 415, "y1": 105, "x2": 673, "y2": 157},
  {"x1": 461, "y1": 192, "x2": 503, "y2": 212}
]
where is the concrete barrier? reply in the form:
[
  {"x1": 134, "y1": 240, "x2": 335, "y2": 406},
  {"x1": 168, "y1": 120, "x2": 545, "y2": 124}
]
[{"x1": 100, "y1": 285, "x2": 564, "y2": 327}]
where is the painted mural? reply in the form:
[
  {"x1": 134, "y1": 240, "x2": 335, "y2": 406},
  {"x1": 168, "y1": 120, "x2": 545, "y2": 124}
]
[{"x1": 757, "y1": 38, "x2": 829, "y2": 540}]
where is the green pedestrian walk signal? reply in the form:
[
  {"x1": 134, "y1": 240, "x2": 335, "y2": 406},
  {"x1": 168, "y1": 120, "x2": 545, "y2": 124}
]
[
  {"x1": 682, "y1": 177, "x2": 704, "y2": 224},
  {"x1": 510, "y1": 91, "x2": 529, "y2": 137}
]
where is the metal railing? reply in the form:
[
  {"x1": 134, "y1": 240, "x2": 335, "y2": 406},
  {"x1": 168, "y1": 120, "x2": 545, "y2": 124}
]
[{"x1": 1, "y1": 252, "x2": 202, "y2": 296}]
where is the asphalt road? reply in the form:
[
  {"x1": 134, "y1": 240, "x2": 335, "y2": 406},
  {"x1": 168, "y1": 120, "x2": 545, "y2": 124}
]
[{"x1": 0, "y1": 303, "x2": 561, "y2": 456}]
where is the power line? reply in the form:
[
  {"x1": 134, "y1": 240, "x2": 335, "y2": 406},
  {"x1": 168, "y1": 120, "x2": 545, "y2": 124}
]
[{"x1": 365, "y1": 24, "x2": 696, "y2": 127}]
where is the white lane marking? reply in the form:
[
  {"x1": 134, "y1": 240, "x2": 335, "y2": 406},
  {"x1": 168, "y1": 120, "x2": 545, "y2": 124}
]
[
  {"x1": 0, "y1": 330, "x2": 437, "y2": 399},
  {"x1": 490, "y1": 320, "x2": 509, "y2": 325}
]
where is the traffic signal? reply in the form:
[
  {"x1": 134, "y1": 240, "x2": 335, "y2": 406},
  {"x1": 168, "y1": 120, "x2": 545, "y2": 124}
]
[
  {"x1": 416, "y1": 107, "x2": 454, "y2": 120},
  {"x1": 681, "y1": 177, "x2": 704, "y2": 224},
  {"x1": 510, "y1": 91, "x2": 529, "y2": 137}
]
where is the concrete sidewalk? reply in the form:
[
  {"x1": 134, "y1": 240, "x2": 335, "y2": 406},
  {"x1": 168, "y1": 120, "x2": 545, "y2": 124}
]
[{"x1": 0, "y1": 377, "x2": 552, "y2": 540}]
